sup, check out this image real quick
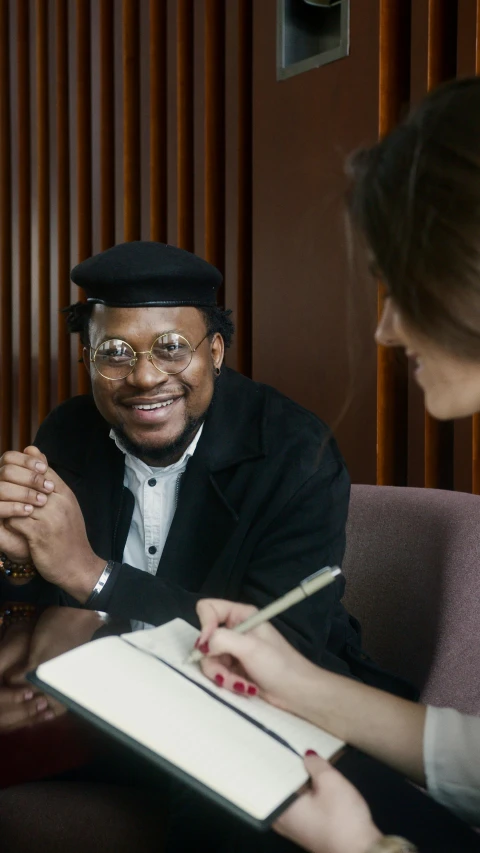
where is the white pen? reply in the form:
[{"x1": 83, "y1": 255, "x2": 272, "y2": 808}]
[{"x1": 187, "y1": 565, "x2": 341, "y2": 664}]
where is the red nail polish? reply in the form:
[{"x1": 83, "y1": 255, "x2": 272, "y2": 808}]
[
  {"x1": 247, "y1": 685, "x2": 257, "y2": 696},
  {"x1": 199, "y1": 642, "x2": 209, "y2": 654},
  {"x1": 233, "y1": 681, "x2": 245, "y2": 693},
  {"x1": 305, "y1": 749, "x2": 318, "y2": 756},
  {"x1": 214, "y1": 674, "x2": 224, "y2": 686}
]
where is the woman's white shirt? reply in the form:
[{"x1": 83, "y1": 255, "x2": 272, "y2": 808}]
[{"x1": 424, "y1": 705, "x2": 480, "y2": 825}]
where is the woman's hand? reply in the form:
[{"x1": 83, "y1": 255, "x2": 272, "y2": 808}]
[
  {"x1": 274, "y1": 752, "x2": 383, "y2": 853},
  {"x1": 195, "y1": 599, "x2": 318, "y2": 711}
]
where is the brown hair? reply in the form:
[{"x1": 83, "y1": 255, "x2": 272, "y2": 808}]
[{"x1": 348, "y1": 76, "x2": 480, "y2": 360}]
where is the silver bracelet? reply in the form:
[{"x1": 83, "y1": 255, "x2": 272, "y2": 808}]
[{"x1": 86, "y1": 560, "x2": 115, "y2": 606}]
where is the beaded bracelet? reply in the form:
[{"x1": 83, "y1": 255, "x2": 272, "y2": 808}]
[
  {"x1": 0, "y1": 602, "x2": 37, "y2": 634},
  {"x1": 0, "y1": 552, "x2": 37, "y2": 580}
]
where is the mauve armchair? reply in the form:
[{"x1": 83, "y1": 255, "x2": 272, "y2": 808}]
[{"x1": 343, "y1": 484, "x2": 480, "y2": 713}]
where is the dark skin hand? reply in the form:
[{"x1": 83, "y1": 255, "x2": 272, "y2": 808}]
[{"x1": 0, "y1": 608, "x2": 107, "y2": 733}]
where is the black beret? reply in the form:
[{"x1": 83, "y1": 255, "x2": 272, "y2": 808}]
[{"x1": 70, "y1": 241, "x2": 223, "y2": 307}]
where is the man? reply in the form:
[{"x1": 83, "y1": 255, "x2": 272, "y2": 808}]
[{"x1": 0, "y1": 241, "x2": 403, "y2": 685}]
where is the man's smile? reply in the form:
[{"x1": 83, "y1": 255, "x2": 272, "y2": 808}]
[{"x1": 118, "y1": 395, "x2": 184, "y2": 425}]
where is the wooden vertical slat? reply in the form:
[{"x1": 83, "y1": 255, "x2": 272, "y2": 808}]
[
  {"x1": 149, "y1": 0, "x2": 167, "y2": 243},
  {"x1": 123, "y1": 0, "x2": 141, "y2": 241},
  {"x1": 0, "y1": 0, "x2": 12, "y2": 452},
  {"x1": 224, "y1": 0, "x2": 252, "y2": 376},
  {"x1": 234, "y1": 0, "x2": 252, "y2": 376},
  {"x1": 36, "y1": 0, "x2": 50, "y2": 422},
  {"x1": 454, "y1": 0, "x2": 477, "y2": 493},
  {"x1": 100, "y1": 0, "x2": 115, "y2": 249},
  {"x1": 424, "y1": 0, "x2": 457, "y2": 490},
  {"x1": 76, "y1": 0, "x2": 92, "y2": 394},
  {"x1": 376, "y1": 0, "x2": 411, "y2": 485},
  {"x1": 472, "y1": 1, "x2": 480, "y2": 494},
  {"x1": 204, "y1": 0, "x2": 225, "y2": 289},
  {"x1": 56, "y1": 0, "x2": 71, "y2": 402},
  {"x1": 17, "y1": 0, "x2": 32, "y2": 450},
  {"x1": 177, "y1": 0, "x2": 194, "y2": 251}
]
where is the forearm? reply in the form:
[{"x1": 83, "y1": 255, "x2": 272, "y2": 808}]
[{"x1": 292, "y1": 666, "x2": 426, "y2": 786}]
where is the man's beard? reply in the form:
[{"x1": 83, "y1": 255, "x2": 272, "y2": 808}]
[{"x1": 112, "y1": 379, "x2": 218, "y2": 467}]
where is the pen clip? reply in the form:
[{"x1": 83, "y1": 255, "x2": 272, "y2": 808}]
[{"x1": 300, "y1": 565, "x2": 340, "y2": 593}]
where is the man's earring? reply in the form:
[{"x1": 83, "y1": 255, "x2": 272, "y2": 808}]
[{"x1": 215, "y1": 366, "x2": 221, "y2": 376}]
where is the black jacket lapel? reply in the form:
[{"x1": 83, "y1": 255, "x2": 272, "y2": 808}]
[{"x1": 156, "y1": 368, "x2": 266, "y2": 592}]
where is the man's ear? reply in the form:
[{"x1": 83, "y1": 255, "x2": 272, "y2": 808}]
[
  {"x1": 211, "y1": 332, "x2": 225, "y2": 371},
  {"x1": 82, "y1": 346, "x2": 91, "y2": 375}
]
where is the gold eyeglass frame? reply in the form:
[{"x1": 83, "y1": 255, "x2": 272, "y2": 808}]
[{"x1": 90, "y1": 331, "x2": 210, "y2": 380}]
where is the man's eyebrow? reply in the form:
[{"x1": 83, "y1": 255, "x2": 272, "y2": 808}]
[{"x1": 95, "y1": 329, "x2": 184, "y2": 345}]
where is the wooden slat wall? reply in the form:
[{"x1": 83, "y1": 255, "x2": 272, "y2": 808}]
[
  {"x1": 0, "y1": 0, "x2": 479, "y2": 496},
  {"x1": 0, "y1": 0, "x2": 252, "y2": 454}
]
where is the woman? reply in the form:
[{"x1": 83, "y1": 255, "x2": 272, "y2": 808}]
[{"x1": 194, "y1": 76, "x2": 480, "y2": 853}]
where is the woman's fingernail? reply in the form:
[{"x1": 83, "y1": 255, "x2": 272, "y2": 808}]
[
  {"x1": 214, "y1": 674, "x2": 224, "y2": 686},
  {"x1": 305, "y1": 749, "x2": 318, "y2": 756},
  {"x1": 247, "y1": 685, "x2": 257, "y2": 696},
  {"x1": 24, "y1": 505, "x2": 33, "y2": 512},
  {"x1": 44, "y1": 480, "x2": 54, "y2": 490},
  {"x1": 36, "y1": 493, "x2": 47, "y2": 504},
  {"x1": 35, "y1": 462, "x2": 47, "y2": 472},
  {"x1": 24, "y1": 690, "x2": 34, "y2": 701},
  {"x1": 194, "y1": 638, "x2": 200, "y2": 649},
  {"x1": 199, "y1": 642, "x2": 209, "y2": 654},
  {"x1": 44, "y1": 711, "x2": 55, "y2": 721},
  {"x1": 36, "y1": 697, "x2": 48, "y2": 712},
  {"x1": 233, "y1": 681, "x2": 245, "y2": 693}
]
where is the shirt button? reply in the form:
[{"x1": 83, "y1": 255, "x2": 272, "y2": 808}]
[
  {"x1": 148, "y1": 546, "x2": 157, "y2": 555},
  {"x1": 148, "y1": 478, "x2": 156, "y2": 487}
]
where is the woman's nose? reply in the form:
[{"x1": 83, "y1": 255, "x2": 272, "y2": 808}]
[{"x1": 375, "y1": 298, "x2": 402, "y2": 348}]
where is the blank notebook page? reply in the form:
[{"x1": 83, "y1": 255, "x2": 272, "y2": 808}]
[
  {"x1": 36, "y1": 636, "x2": 308, "y2": 822},
  {"x1": 124, "y1": 618, "x2": 344, "y2": 759}
]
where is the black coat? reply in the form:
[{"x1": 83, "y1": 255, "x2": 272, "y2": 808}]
[{"x1": 31, "y1": 368, "x2": 414, "y2": 693}]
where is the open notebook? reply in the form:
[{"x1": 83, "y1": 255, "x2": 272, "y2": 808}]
[{"x1": 30, "y1": 618, "x2": 344, "y2": 829}]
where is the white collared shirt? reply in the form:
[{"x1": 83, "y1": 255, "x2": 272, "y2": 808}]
[{"x1": 110, "y1": 425, "x2": 203, "y2": 629}]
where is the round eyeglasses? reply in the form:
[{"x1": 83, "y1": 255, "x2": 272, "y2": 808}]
[{"x1": 90, "y1": 331, "x2": 209, "y2": 380}]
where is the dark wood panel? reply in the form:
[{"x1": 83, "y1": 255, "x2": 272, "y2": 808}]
[
  {"x1": 0, "y1": 0, "x2": 12, "y2": 452},
  {"x1": 36, "y1": 0, "x2": 51, "y2": 423},
  {"x1": 17, "y1": 0, "x2": 32, "y2": 450},
  {"x1": 149, "y1": 0, "x2": 167, "y2": 242},
  {"x1": 56, "y1": 0, "x2": 71, "y2": 402},
  {"x1": 376, "y1": 0, "x2": 411, "y2": 486},
  {"x1": 123, "y1": 0, "x2": 141, "y2": 241},
  {"x1": 251, "y1": 0, "x2": 380, "y2": 485}
]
